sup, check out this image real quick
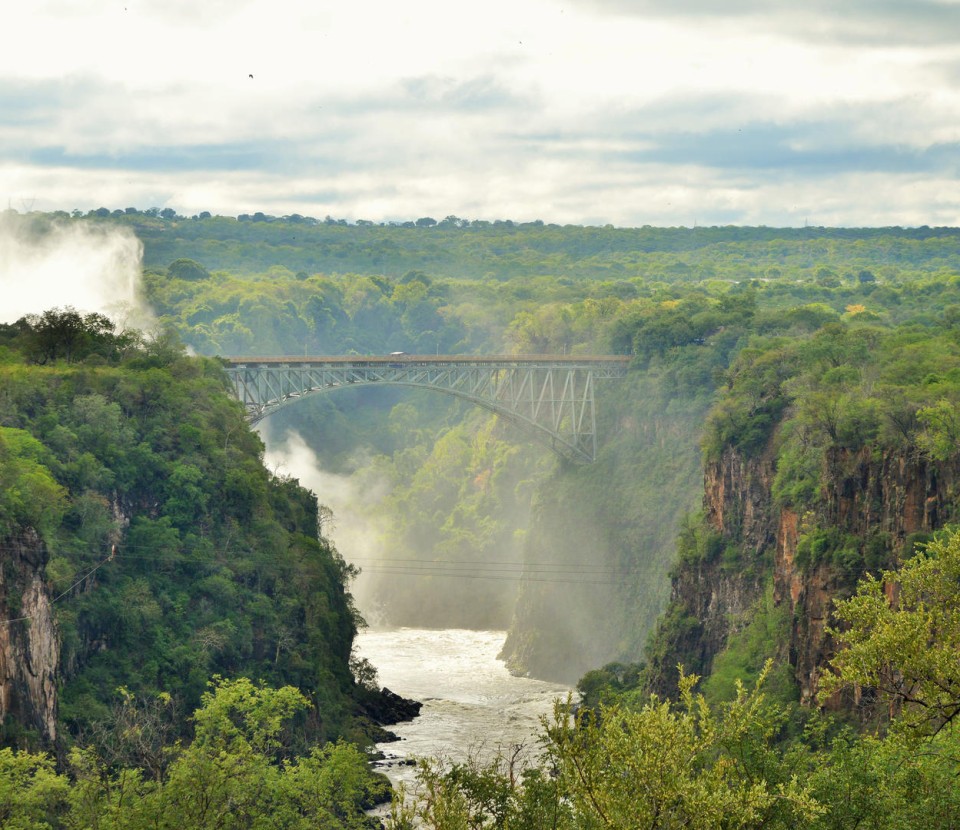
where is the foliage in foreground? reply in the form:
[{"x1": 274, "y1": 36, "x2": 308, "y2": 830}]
[
  {"x1": 386, "y1": 531, "x2": 960, "y2": 830},
  {"x1": 823, "y1": 530, "x2": 960, "y2": 735},
  {"x1": 387, "y1": 695, "x2": 960, "y2": 830},
  {"x1": 389, "y1": 667, "x2": 821, "y2": 830},
  {"x1": 0, "y1": 677, "x2": 388, "y2": 830}
]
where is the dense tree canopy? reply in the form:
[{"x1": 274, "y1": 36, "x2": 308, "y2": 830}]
[
  {"x1": 0, "y1": 315, "x2": 367, "y2": 749},
  {"x1": 0, "y1": 679, "x2": 388, "y2": 829},
  {"x1": 6, "y1": 211, "x2": 960, "y2": 827}
]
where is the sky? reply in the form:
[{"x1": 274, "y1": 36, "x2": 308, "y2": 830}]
[{"x1": 2, "y1": 0, "x2": 960, "y2": 227}]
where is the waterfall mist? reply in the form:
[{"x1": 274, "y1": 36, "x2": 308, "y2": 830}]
[
  {"x1": 260, "y1": 427, "x2": 392, "y2": 624},
  {"x1": 0, "y1": 213, "x2": 154, "y2": 329}
]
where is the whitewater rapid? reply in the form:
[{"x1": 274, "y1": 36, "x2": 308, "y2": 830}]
[{"x1": 355, "y1": 628, "x2": 571, "y2": 792}]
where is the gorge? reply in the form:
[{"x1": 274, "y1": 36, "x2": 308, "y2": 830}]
[{"x1": 3, "y1": 214, "x2": 960, "y2": 827}]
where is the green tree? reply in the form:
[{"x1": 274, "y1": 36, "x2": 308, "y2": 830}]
[
  {"x1": 0, "y1": 428, "x2": 67, "y2": 542},
  {"x1": 148, "y1": 678, "x2": 305, "y2": 828},
  {"x1": 61, "y1": 678, "x2": 386, "y2": 830},
  {"x1": 823, "y1": 529, "x2": 960, "y2": 734},
  {"x1": 279, "y1": 741, "x2": 389, "y2": 829},
  {"x1": 167, "y1": 258, "x2": 211, "y2": 281},
  {"x1": 915, "y1": 398, "x2": 960, "y2": 460},
  {"x1": 546, "y1": 669, "x2": 819, "y2": 830},
  {"x1": 0, "y1": 748, "x2": 70, "y2": 829},
  {"x1": 807, "y1": 726, "x2": 960, "y2": 830},
  {"x1": 21, "y1": 307, "x2": 123, "y2": 364}
]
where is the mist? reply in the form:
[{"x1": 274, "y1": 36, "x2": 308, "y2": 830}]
[
  {"x1": 0, "y1": 213, "x2": 153, "y2": 328},
  {"x1": 260, "y1": 427, "x2": 392, "y2": 624}
]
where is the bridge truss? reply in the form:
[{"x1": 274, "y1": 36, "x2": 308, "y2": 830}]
[{"x1": 223, "y1": 355, "x2": 630, "y2": 463}]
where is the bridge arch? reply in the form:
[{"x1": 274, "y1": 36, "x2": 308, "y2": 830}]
[{"x1": 223, "y1": 355, "x2": 629, "y2": 463}]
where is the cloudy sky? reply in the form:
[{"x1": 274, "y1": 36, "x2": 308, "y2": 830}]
[{"x1": 2, "y1": 0, "x2": 959, "y2": 227}]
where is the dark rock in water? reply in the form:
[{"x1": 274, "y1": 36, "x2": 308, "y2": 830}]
[
  {"x1": 365, "y1": 725, "x2": 400, "y2": 744},
  {"x1": 381, "y1": 687, "x2": 423, "y2": 721},
  {"x1": 359, "y1": 686, "x2": 422, "y2": 726}
]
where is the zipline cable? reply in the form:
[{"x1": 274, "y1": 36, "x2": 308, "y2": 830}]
[
  {"x1": 0, "y1": 536, "x2": 647, "y2": 624},
  {"x1": 0, "y1": 543, "x2": 640, "y2": 575},
  {"x1": 357, "y1": 567, "x2": 620, "y2": 585},
  {"x1": 0, "y1": 545, "x2": 116, "y2": 626}
]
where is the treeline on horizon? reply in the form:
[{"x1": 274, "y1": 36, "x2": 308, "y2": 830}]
[
  {"x1": 10, "y1": 206, "x2": 960, "y2": 282},
  {"x1": 50, "y1": 204, "x2": 960, "y2": 235}
]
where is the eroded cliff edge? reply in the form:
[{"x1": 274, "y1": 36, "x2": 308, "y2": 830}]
[{"x1": 647, "y1": 438, "x2": 960, "y2": 709}]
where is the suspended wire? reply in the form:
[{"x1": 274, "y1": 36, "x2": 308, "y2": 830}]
[
  {"x1": 0, "y1": 543, "x2": 643, "y2": 575},
  {"x1": 357, "y1": 567, "x2": 620, "y2": 585},
  {"x1": 347, "y1": 556, "x2": 657, "y2": 581},
  {"x1": 0, "y1": 538, "x2": 646, "y2": 618},
  {"x1": 348, "y1": 557, "x2": 630, "y2": 582},
  {"x1": 347, "y1": 555, "x2": 621, "y2": 573},
  {"x1": 0, "y1": 546, "x2": 116, "y2": 626}
]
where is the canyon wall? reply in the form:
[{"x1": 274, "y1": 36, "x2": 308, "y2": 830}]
[
  {"x1": 0, "y1": 530, "x2": 59, "y2": 745},
  {"x1": 649, "y1": 439, "x2": 960, "y2": 707}
]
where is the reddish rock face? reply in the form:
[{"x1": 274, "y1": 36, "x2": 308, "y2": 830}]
[
  {"x1": 776, "y1": 448, "x2": 960, "y2": 707},
  {"x1": 0, "y1": 530, "x2": 60, "y2": 746},
  {"x1": 657, "y1": 441, "x2": 960, "y2": 712},
  {"x1": 646, "y1": 446, "x2": 779, "y2": 696},
  {"x1": 703, "y1": 445, "x2": 779, "y2": 556}
]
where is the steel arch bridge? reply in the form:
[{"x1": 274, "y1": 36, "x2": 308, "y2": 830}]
[{"x1": 223, "y1": 354, "x2": 630, "y2": 463}]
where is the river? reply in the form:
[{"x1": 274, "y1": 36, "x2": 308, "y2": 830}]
[{"x1": 355, "y1": 628, "x2": 572, "y2": 794}]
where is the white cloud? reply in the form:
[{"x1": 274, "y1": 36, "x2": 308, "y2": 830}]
[{"x1": 1, "y1": 0, "x2": 959, "y2": 225}]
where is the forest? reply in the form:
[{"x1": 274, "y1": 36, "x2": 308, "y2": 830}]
[{"x1": 2, "y1": 210, "x2": 960, "y2": 827}]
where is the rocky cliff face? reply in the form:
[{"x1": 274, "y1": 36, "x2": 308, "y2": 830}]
[
  {"x1": 0, "y1": 530, "x2": 59, "y2": 746},
  {"x1": 646, "y1": 445, "x2": 779, "y2": 695},
  {"x1": 778, "y1": 447, "x2": 960, "y2": 706},
  {"x1": 652, "y1": 441, "x2": 960, "y2": 707}
]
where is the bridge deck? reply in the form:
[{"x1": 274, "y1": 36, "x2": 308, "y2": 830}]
[
  {"x1": 222, "y1": 354, "x2": 630, "y2": 462},
  {"x1": 224, "y1": 354, "x2": 631, "y2": 367}
]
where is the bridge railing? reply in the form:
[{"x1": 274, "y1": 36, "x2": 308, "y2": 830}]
[
  {"x1": 225, "y1": 354, "x2": 630, "y2": 367},
  {"x1": 222, "y1": 354, "x2": 631, "y2": 463}
]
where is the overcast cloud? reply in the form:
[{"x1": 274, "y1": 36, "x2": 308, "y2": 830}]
[{"x1": 1, "y1": 0, "x2": 959, "y2": 226}]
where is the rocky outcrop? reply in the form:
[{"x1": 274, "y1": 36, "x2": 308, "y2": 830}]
[
  {"x1": 359, "y1": 686, "x2": 422, "y2": 726},
  {"x1": 647, "y1": 445, "x2": 779, "y2": 695},
  {"x1": 357, "y1": 686, "x2": 422, "y2": 744},
  {"x1": 777, "y1": 448, "x2": 960, "y2": 706},
  {"x1": 653, "y1": 441, "x2": 960, "y2": 707},
  {"x1": 703, "y1": 445, "x2": 779, "y2": 556},
  {"x1": 819, "y1": 447, "x2": 959, "y2": 540},
  {"x1": 0, "y1": 530, "x2": 59, "y2": 746}
]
